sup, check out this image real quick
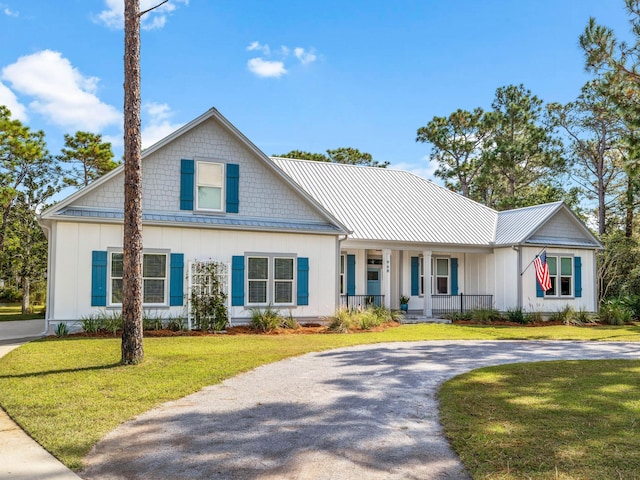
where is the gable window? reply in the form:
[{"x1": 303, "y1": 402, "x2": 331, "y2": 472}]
[
  {"x1": 545, "y1": 255, "x2": 573, "y2": 297},
  {"x1": 109, "y1": 251, "x2": 168, "y2": 306},
  {"x1": 247, "y1": 255, "x2": 296, "y2": 306},
  {"x1": 197, "y1": 161, "x2": 224, "y2": 211}
]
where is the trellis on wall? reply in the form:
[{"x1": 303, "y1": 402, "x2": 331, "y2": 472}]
[{"x1": 187, "y1": 259, "x2": 230, "y2": 331}]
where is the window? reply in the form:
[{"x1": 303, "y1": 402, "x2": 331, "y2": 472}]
[
  {"x1": 247, "y1": 255, "x2": 296, "y2": 305},
  {"x1": 196, "y1": 161, "x2": 224, "y2": 211},
  {"x1": 435, "y1": 258, "x2": 449, "y2": 294},
  {"x1": 248, "y1": 257, "x2": 268, "y2": 304},
  {"x1": 419, "y1": 256, "x2": 449, "y2": 295},
  {"x1": 109, "y1": 252, "x2": 168, "y2": 305},
  {"x1": 339, "y1": 254, "x2": 345, "y2": 295},
  {"x1": 545, "y1": 255, "x2": 573, "y2": 297},
  {"x1": 274, "y1": 257, "x2": 294, "y2": 304}
]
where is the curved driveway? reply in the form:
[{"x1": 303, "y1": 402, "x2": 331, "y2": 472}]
[{"x1": 81, "y1": 341, "x2": 640, "y2": 480}]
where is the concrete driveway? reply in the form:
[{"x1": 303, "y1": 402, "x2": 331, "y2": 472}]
[{"x1": 81, "y1": 340, "x2": 640, "y2": 480}]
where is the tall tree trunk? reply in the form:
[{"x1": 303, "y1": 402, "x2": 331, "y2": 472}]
[
  {"x1": 625, "y1": 174, "x2": 635, "y2": 238},
  {"x1": 598, "y1": 175, "x2": 606, "y2": 236},
  {"x1": 121, "y1": 0, "x2": 144, "y2": 365},
  {"x1": 21, "y1": 276, "x2": 30, "y2": 314}
]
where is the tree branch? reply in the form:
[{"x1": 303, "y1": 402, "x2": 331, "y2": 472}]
[{"x1": 139, "y1": 0, "x2": 168, "y2": 17}]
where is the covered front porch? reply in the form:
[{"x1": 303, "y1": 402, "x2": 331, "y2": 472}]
[{"x1": 339, "y1": 245, "x2": 496, "y2": 317}]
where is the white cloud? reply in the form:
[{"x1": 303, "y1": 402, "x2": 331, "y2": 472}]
[
  {"x1": 3, "y1": 6, "x2": 18, "y2": 17},
  {"x1": 1, "y1": 50, "x2": 121, "y2": 132},
  {"x1": 247, "y1": 41, "x2": 270, "y2": 56},
  {"x1": 95, "y1": 0, "x2": 188, "y2": 30},
  {"x1": 0, "y1": 81, "x2": 27, "y2": 121},
  {"x1": 392, "y1": 158, "x2": 440, "y2": 183},
  {"x1": 141, "y1": 102, "x2": 183, "y2": 148},
  {"x1": 294, "y1": 47, "x2": 316, "y2": 65},
  {"x1": 247, "y1": 58, "x2": 287, "y2": 78},
  {"x1": 246, "y1": 42, "x2": 317, "y2": 78}
]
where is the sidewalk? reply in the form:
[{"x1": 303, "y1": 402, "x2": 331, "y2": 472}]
[{"x1": 0, "y1": 324, "x2": 82, "y2": 480}]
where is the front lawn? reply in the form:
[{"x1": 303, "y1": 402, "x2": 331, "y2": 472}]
[
  {"x1": 440, "y1": 360, "x2": 640, "y2": 479},
  {"x1": 1, "y1": 323, "x2": 640, "y2": 470},
  {"x1": 0, "y1": 304, "x2": 45, "y2": 321}
]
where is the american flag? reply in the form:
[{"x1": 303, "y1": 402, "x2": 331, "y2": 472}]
[{"x1": 533, "y1": 250, "x2": 552, "y2": 292}]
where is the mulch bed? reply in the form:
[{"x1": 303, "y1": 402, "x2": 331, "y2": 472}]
[{"x1": 63, "y1": 322, "x2": 402, "y2": 338}]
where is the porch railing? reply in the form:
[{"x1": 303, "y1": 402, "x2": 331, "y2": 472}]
[
  {"x1": 432, "y1": 294, "x2": 493, "y2": 315},
  {"x1": 340, "y1": 294, "x2": 385, "y2": 309}
]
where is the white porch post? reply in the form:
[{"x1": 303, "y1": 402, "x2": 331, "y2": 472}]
[
  {"x1": 423, "y1": 250, "x2": 432, "y2": 317},
  {"x1": 382, "y1": 248, "x2": 391, "y2": 309}
]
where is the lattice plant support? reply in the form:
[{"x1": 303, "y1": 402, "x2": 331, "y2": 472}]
[{"x1": 187, "y1": 260, "x2": 230, "y2": 331}]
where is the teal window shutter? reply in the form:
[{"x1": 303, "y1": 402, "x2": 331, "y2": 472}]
[
  {"x1": 574, "y1": 256, "x2": 582, "y2": 298},
  {"x1": 169, "y1": 253, "x2": 184, "y2": 306},
  {"x1": 410, "y1": 257, "x2": 419, "y2": 296},
  {"x1": 91, "y1": 251, "x2": 107, "y2": 306},
  {"x1": 180, "y1": 159, "x2": 194, "y2": 210},
  {"x1": 297, "y1": 257, "x2": 309, "y2": 305},
  {"x1": 347, "y1": 254, "x2": 356, "y2": 295},
  {"x1": 226, "y1": 163, "x2": 239, "y2": 213},
  {"x1": 451, "y1": 258, "x2": 459, "y2": 295},
  {"x1": 231, "y1": 256, "x2": 245, "y2": 306},
  {"x1": 536, "y1": 278, "x2": 544, "y2": 297}
]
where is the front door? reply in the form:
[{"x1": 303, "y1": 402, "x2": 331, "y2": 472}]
[{"x1": 367, "y1": 267, "x2": 381, "y2": 305}]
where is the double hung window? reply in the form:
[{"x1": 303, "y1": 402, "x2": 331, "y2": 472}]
[
  {"x1": 419, "y1": 257, "x2": 450, "y2": 295},
  {"x1": 196, "y1": 161, "x2": 224, "y2": 211},
  {"x1": 247, "y1": 255, "x2": 295, "y2": 305},
  {"x1": 545, "y1": 255, "x2": 573, "y2": 297},
  {"x1": 110, "y1": 252, "x2": 168, "y2": 305}
]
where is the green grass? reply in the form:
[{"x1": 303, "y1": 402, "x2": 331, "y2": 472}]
[
  {"x1": 439, "y1": 360, "x2": 640, "y2": 479},
  {"x1": 1, "y1": 323, "x2": 640, "y2": 470},
  {"x1": 0, "y1": 304, "x2": 45, "y2": 321}
]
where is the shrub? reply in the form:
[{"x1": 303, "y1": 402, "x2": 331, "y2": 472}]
[
  {"x1": 599, "y1": 299, "x2": 633, "y2": 325},
  {"x1": 328, "y1": 308, "x2": 354, "y2": 333},
  {"x1": 0, "y1": 285, "x2": 22, "y2": 303},
  {"x1": 525, "y1": 310, "x2": 543, "y2": 324},
  {"x1": 143, "y1": 311, "x2": 164, "y2": 331},
  {"x1": 167, "y1": 316, "x2": 186, "y2": 332},
  {"x1": 471, "y1": 308, "x2": 502, "y2": 324},
  {"x1": 279, "y1": 312, "x2": 300, "y2": 330},
  {"x1": 505, "y1": 308, "x2": 527, "y2": 324},
  {"x1": 571, "y1": 308, "x2": 597, "y2": 325},
  {"x1": 548, "y1": 306, "x2": 574, "y2": 324},
  {"x1": 444, "y1": 311, "x2": 473, "y2": 322},
  {"x1": 355, "y1": 309, "x2": 383, "y2": 330},
  {"x1": 81, "y1": 314, "x2": 101, "y2": 334},
  {"x1": 250, "y1": 306, "x2": 283, "y2": 332},
  {"x1": 102, "y1": 311, "x2": 122, "y2": 336},
  {"x1": 54, "y1": 322, "x2": 68, "y2": 338}
]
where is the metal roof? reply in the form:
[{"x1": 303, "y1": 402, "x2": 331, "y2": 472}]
[
  {"x1": 56, "y1": 207, "x2": 342, "y2": 234},
  {"x1": 272, "y1": 158, "x2": 497, "y2": 245},
  {"x1": 494, "y1": 202, "x2": 564, "y2": 245}
]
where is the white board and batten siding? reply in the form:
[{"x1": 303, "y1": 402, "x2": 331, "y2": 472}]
[{"x1": 49, "y1": 222, "x2": 338, "y2": 323}]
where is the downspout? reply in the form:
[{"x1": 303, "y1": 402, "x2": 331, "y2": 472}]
[{"x1": 513, "y1": 245, "x2": 522, "y2": 310}]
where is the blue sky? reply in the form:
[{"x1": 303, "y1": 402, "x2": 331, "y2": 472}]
[{"x1": 0, "y1": 0, "x2": 633, "y2": 181}]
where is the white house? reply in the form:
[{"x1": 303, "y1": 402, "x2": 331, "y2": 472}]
[{"x1": 38, "y1": 108, "x2": 602, "y2": 331}]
